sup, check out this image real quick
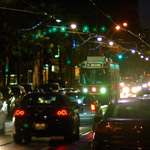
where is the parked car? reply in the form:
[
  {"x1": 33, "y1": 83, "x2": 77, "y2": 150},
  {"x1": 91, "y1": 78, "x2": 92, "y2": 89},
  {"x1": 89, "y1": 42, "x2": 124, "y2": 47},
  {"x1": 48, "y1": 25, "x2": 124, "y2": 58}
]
[
  {"x1": 66, "y1": 92, "x2": 102, "y2": 128},
  {"x1": 12, "y1": 92, "x2": 80, "y2": 144},
  {"x1": 0, "y1": 86, "x2": 14, "y2": 117},
  {"x1": 0, "y1": 98, "x2": 6, "y2": 134},
  {"x1": 40, "y1": 83, "x2": 60, "y2": 93},
  {"x1": 92, "y1": 97, "x2": 150, "y2": 150}
]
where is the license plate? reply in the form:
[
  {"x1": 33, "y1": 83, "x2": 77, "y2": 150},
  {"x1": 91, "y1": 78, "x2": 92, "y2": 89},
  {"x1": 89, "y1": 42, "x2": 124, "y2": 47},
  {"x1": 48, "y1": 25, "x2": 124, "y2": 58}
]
[{"x1": 34, "y1": 123, "x2": 46, "y2": 130}]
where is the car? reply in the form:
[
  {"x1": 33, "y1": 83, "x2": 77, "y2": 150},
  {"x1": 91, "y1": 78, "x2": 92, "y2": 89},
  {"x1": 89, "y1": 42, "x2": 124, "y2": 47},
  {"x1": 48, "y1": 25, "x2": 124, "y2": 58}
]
[
  {"x1": 59, "y1": 88, "x2": 80, "y2": 93},
  {"x1": 12, "y1": 92, "x2": 80, "y2": 144},
  {"x1": 20, "y1": 83, "x2": 33, "y2": 93},
  {"x1": 40, "y1": 83, "x2": 61, "y2": 93},
  {"x1": 65, "y1": 92, "x2": 102, "y2": 128},
  {"x1": 0, "y1": 97, "x2": 6, "y2": 134},
  {"x1": 92, "y1": 97, "x2": 150, "y2": 150}
]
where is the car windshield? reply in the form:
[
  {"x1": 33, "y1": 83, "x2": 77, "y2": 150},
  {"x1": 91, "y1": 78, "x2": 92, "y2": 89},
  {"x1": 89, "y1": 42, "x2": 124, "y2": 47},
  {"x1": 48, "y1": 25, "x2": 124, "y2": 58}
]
[
  {"x1": 66, "y1": 93, "x2": 94, "y2": 105},
  {"x1": 105, "y1": 100, "x2": 150, "y2": 119}
]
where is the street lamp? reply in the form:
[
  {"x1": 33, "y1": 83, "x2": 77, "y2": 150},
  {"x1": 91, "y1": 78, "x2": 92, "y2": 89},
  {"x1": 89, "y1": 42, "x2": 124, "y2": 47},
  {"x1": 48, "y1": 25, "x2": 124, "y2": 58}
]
[
  {"x1": 70, "y1": 23, "x2": 77, "y2": 87},
  {"x1": 70, "y1": 23, "x2": 77, "y2": 29}
]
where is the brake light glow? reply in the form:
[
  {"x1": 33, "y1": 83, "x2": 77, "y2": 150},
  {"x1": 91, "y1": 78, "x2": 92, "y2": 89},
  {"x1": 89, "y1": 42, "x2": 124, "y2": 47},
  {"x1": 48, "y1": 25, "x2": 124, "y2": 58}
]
[
  {"x1": 90, "y1": 104, "x2": 96, "y2": 111},
  {"x1": 57, "y1": 109, "x2": 68, "y2": 116},
  {"x1": 14, "y1": 109, "x2": 26, "y2": 116}
]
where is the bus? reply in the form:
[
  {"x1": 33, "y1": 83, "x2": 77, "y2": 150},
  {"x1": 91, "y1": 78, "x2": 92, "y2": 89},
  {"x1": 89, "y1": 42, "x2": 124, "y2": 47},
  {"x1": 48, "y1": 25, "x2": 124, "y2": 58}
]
[{"x1": 78, "y1": 56, "x2": 120, "y2": 105}]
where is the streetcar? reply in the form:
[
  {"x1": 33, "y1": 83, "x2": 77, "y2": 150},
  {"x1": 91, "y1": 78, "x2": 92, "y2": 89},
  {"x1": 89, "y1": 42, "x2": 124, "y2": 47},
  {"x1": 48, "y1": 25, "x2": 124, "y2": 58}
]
[{"x1": 78, "y1": 56, "x2": 120, "y2": 105}]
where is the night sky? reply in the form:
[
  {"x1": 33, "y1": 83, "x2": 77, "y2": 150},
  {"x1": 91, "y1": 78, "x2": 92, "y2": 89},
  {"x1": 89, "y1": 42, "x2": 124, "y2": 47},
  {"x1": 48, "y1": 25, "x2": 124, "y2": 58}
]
[{"x1": 139, "y1": 0, "x2": 150, "y2": 29}]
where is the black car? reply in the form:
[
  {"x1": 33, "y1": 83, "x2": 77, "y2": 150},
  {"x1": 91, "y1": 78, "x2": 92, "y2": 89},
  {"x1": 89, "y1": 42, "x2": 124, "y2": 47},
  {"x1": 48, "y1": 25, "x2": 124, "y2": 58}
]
[
  {"x1": 12, "y1": 92, "x2": 80, "y2": 144},
  {"x1": 65, "y1": 92, "x2": 102, "y2": 128},
  {"x1": 39, "y1": 83, "x2": 60, "y2": 93},
  {"x1": 92, "y1": 97, "x2": 150, "y2": 150}
]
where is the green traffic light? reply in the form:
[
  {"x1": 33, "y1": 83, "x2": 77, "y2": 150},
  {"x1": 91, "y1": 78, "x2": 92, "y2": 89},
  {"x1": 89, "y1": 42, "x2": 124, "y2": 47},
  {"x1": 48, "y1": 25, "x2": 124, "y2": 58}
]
[
  {"x1": 60, "y1": 26, "x2": 67, "y2": 32},
  {"x1": 118, "y1": 53, "x2": 123, "y2": 60},
  {"x1": 64, "y1": 33, "x2": 69, "y2": 37},
  {"x1": 83, "y1": 25, "x2": 89, "y2": 32},
  {"x1": 93, "y1": 27, "x2": 97, "y2": 32},
  {"x1": 67, "y1": 59, "x2": 71, "y2": 65},
  {"x1": 100, "y1": 26, "x2": 106, "y2": 32},
  {"x1": 52, "y1": 27, "x2": 57, "y2": 32}
]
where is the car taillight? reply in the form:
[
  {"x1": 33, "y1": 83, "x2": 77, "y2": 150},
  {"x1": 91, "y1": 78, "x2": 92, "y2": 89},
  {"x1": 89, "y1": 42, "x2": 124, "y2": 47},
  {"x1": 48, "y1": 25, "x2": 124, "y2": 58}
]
[
  {"x1": 56, "y1": 109, "x2": 68, "y2": 116},
  {"x1": 14, "y1": 109, "x2": 26, "y2": 116},
  {"x1": 96, "y1": 122, "x2": 112, "y2": 134},
  {"x1": 90, "y1": 104, "x2": 96, "y2": 111}
]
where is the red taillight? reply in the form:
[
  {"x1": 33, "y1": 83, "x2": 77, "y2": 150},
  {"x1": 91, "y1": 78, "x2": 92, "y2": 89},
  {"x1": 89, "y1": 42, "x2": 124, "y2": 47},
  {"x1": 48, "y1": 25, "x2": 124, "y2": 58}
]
[
  {"x1": 56, "y1": 109, "x2": 68, "y2": 116},
  {"x1": 90, "y1": 104, "x2": 96, "y2": 111},
  {"x1": 14, "y1": 109, "x2": 26, "y2": 116}
]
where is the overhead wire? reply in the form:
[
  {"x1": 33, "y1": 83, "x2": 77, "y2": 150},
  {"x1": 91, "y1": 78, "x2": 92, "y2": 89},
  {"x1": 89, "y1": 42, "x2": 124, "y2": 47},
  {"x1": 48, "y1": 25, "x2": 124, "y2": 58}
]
[{"x1": 89, "y1": 0, "x2": 150, "y2": 49}]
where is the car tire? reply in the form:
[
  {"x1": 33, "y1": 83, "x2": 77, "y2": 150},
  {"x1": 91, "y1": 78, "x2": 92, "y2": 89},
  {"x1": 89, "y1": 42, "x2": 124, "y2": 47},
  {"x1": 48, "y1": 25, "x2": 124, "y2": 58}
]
[
  {"x1": 64, "y1": 126, "x2": 73, "y2": 144},
  {"x1": 24, "y1": 135, "x2": 32, "y2": 143},
  {"x1": 13, "y1": 134, "x2": 23, "y2": 144},
  {"x1": 74, "y1": 125, "x2": 80, "y2": 141}
]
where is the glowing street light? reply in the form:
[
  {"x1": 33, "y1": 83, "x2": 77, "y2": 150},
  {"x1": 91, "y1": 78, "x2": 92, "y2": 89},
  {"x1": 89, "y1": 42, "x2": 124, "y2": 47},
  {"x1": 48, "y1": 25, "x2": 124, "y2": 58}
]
[
  {"x1": 115, "y1": 25, "x2": 121, "y2": 30},
  {"x1": 145, "y1": 57, "x2": 149, "y2": 61},
  {"x1": 109, "y1": 41, "x2": 114, "y2": 46},
  {"x1": 97, "y1": 36, "x2": 103, "y2": 42},
  {"x1": 131, "y1": 49, "x2": 136, "y2": 54},
  {"x1": 70, "y1": 23, "x2": 77, "y2": 29},
  {"x1": 123, "y1": 22, "x2": 128, "y2": 27}
]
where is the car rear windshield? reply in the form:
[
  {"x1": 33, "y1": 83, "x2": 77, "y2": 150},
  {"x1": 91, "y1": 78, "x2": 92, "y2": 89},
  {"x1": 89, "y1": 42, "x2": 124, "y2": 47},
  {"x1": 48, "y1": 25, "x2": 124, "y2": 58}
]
[
  {"x1": 66, "y1": 93, "x2": 94, "y2": 105},
  {"x1": 21, "y1": 94, "x2": 69, "y2": 106},
  {"x1": 105, "y1": 101, "x2": 150, "y2": 119}
]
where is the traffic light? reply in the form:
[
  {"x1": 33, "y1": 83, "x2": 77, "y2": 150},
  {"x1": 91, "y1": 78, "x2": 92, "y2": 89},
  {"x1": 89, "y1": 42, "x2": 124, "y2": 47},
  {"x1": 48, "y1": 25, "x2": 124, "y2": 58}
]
[
  {"x1": 60, "y1": 26, "x2": 67, "y2": 32},
  {"x1": 83, "y1": 25, "x2": 89, "y2": 32},
  {"x1": 100, "y1": 26, "x2": 106, "y2": 32},
  {"x1": 66, "y1": 59, "x2": 71, "y2": 65},
  {"x1": 52, "y1": 26, "x2": 57, "y2": 32},
  {"x1": 117, "y1": 53, "x2": 123, "y2": 60}
]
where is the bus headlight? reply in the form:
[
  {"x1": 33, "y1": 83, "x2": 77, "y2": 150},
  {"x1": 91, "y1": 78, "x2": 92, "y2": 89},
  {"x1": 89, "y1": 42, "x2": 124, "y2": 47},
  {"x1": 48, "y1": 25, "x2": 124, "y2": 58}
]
[
  {"x1": 131, "y1": 87, "x2": 137, "y2": 93},
  {"x1": 83, "y1": 88, "x2": 88, "y2": 93},
  {"x1": 100, "y1": 87, "x2": 106, "y2": 94},
  {"x1": 122, "y1": 86, "x2": 129, "y2": 93}
]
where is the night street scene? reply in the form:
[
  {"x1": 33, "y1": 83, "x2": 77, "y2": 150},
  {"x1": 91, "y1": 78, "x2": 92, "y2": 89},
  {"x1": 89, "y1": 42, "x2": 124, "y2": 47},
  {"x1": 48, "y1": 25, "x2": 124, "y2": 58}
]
[{"x1": 1, "y1": 0, "x2": 150, "y2": 150}]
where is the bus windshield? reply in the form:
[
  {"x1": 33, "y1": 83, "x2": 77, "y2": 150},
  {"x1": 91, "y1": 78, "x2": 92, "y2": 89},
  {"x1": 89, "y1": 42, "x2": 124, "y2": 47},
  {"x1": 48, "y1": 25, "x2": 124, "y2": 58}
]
[{"x1": 80, "y1": 68, "x2": 110, "y2": 85}]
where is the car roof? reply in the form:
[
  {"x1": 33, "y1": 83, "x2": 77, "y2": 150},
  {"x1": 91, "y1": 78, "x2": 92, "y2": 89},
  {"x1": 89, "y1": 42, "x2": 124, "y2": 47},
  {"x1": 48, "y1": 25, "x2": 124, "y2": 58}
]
[
  {"x1": 110, "y1": 97, "x2": 150, "y2": 104},
  {"x1": 25, "y1": 92, "x2": 65, "y2": 97}
]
